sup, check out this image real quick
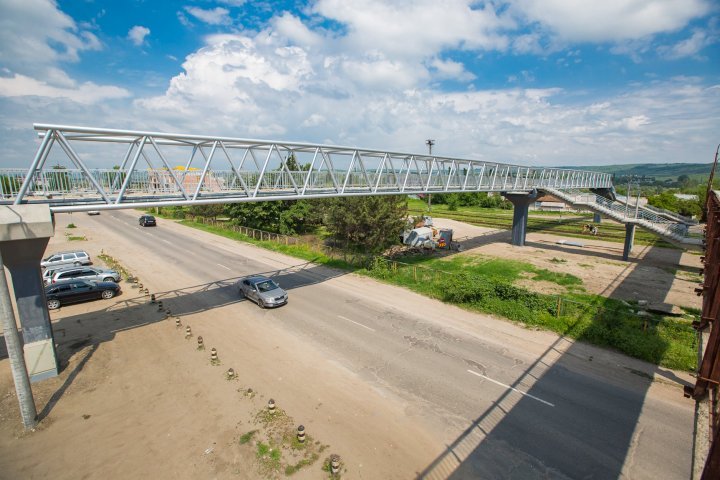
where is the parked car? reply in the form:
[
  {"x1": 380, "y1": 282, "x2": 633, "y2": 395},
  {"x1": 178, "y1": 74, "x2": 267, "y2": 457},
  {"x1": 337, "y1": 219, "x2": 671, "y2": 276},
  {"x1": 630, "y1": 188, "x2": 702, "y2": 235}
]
[
  {"x1": 45, "y1": 280, "x2": 120, "y2": 310},
  {"x1": 40, "y1": 250, "x2": 91, "y2": 268},
  {"x1": 50, "y1": 266, "x2": 121, "y2": 284},
  {"x1": 239, "y1": 275, "x2": 288, "y2": 308},
  {"x1": 139, "y1": 215, "x2": 156, "y2": 227},
  {"x1": 42, "y1": 265, "x2": 81, "y2": 285}
]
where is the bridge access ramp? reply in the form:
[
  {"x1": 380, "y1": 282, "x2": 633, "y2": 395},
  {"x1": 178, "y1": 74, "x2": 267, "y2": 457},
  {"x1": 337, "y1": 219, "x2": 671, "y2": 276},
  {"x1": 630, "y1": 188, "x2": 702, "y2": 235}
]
[{"x1": 543, "y1": 187, "x2": 704, "y2": 249}]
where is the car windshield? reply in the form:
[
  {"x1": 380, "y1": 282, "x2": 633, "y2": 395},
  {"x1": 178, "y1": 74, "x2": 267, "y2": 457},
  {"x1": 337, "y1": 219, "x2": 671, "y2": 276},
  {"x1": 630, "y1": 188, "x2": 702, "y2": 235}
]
[{"x1": 256, "y1": 280, "x2": 278, "y2": 292}]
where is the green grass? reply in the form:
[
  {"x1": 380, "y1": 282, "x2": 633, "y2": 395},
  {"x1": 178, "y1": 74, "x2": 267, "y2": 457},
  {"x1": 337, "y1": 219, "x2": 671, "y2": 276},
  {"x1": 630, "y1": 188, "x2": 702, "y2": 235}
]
[
  {"x1": 362, "y1": 258, "x2": 697, "y2": 371},
  {"x1": 239, "y1": 430, "x2": 257, "y2": 445}
]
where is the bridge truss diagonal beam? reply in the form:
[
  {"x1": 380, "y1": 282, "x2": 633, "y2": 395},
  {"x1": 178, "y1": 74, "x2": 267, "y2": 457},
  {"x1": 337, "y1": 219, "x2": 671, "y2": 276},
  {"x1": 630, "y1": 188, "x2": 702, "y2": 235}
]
[{"x1": 1, "y1": 124, "x2": 613, "y2": 213}]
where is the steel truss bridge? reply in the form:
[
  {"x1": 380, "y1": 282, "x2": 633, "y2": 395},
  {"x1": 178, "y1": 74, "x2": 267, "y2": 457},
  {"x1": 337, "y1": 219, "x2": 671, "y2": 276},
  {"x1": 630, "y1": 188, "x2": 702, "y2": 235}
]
[{"x1": 0, "y1": 124, "x2": 613, "y2": 213}]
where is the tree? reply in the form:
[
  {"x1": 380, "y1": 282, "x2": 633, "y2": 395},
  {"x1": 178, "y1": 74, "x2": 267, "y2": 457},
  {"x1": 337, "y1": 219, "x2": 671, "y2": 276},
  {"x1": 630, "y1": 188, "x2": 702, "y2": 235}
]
[
  {"x1": 324, "y1": 195, "x2": 408, "y2": 253},
  {"x1": 188, "y1": 204, "x2": 225, "y2": 219}
]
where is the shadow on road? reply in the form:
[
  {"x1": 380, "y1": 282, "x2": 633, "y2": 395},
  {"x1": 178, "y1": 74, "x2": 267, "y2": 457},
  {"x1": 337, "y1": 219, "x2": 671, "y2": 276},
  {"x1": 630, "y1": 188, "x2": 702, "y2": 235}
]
[{"x1": 416, "y1": 239, "x2": 694, "y2": 478}]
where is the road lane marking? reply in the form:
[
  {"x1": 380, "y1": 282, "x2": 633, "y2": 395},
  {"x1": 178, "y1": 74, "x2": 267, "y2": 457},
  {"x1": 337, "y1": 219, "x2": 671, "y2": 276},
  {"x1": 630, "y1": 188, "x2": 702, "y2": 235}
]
[
  {"x1": 338, "y1": 315, "x2": 375, "y2": 332},
  {"x1": 217, "y1": 263, "x2": 232, "y2": 271},
  {"x1": 160, "y1": 238, "x2": 172, "y2": 245},
  {"x1": 467, "y1": 369, "x2": 555, "y2": 407}
]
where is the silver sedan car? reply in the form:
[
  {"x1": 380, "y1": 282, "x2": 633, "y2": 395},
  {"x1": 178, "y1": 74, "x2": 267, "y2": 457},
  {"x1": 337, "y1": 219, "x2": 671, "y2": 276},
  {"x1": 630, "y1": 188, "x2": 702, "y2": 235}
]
[{"x1": 239, "y1": 275, "x2": 288, "y2": 308}]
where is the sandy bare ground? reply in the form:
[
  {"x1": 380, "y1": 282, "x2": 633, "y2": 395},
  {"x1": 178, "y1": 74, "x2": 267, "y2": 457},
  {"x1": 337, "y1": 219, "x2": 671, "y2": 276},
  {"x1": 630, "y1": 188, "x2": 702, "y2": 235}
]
[{"x1": 0, "y1": 212, "x2": 698, "y2": 479}]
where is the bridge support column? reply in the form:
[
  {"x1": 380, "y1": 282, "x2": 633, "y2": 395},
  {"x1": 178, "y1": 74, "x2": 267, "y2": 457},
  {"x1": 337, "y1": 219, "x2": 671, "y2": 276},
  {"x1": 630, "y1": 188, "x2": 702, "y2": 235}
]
[
  {"x1": 503, "y1": 190, "x2": 539, "y2": 247},
  {"x1": 623, "y1": 223, "x2": 636, "y2": 261},
  {"x1": 593, "y1": 213, "x2": 602, "y2": 223},
  {"x1": 0, "y1": 205, "x2": 58, "y2": 382}
]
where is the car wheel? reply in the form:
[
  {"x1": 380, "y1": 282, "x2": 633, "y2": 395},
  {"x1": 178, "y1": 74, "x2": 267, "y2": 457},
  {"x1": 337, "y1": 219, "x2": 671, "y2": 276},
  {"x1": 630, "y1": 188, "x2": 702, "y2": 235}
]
[
  {"x1": 74, "y1": 261, "x2": 81, "y2": 266},
  {"x1": 258, "y1": 299, "x2": 265, "y2": 309},
  {"x1": 103, "y1": 277, "x2": 114, "y2": 282},
  {"x1": 239, "y1": 289, "x2": 245, "y2": 298},
  {"x1": 101, "y1": 289, "x2": 115, "y2": 299},
  {"x1": 47, "y1": 299, "x2": 61, "y2": 310}
]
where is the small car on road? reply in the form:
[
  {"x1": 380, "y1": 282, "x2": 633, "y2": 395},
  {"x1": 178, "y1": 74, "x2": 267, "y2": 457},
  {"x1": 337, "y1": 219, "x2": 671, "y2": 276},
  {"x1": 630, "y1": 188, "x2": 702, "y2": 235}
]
[
  {"x1": 239, "y1": 275, "x2": 288, "y2": 308},
  {"x1": 45, "y1": 279, "x2": 121, "y2": 310},
  {"x1": 139, "y1": 215, "x2": 156, "y2": 227}
]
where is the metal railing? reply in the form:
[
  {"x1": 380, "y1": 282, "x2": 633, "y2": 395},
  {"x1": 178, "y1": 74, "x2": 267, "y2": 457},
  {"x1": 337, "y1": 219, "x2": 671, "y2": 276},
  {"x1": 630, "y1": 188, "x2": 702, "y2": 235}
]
[{"x1": 547, "y1": 188, "x2": 691, "y2": 239}]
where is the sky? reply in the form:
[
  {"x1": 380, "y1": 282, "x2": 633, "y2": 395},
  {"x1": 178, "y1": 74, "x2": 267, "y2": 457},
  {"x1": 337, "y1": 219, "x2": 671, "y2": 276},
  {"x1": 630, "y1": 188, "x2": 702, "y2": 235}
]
[{"x1": 0, "y1": 0, "x2": 718, "y2": 169}]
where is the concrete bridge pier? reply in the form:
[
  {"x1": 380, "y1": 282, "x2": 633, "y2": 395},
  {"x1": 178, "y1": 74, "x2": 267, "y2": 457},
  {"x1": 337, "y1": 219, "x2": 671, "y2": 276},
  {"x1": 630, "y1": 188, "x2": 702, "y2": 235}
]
[
  {"x1": 503, "y1": 190, "x2": 539, "y2": 247},
  {"x1": 0, "y1": 205, "x2": 58, "y2": 381},
  {"x1": 623, "y1": 223, "x2": 636, "y2": 261}
]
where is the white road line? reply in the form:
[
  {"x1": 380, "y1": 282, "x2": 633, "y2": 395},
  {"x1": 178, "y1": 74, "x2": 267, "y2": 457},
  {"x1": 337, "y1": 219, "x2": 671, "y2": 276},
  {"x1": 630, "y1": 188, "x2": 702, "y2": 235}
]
[
  {"x1": 467, "y1": 369, "x2": 555, "y2": 407},
  {"x1": 217, "y1": 263, "x2": 232, "y2": 271},
  {"x1": 337, "y1": 315, "x2": 376, "y2": 332},
  {"x1": 160, "y1": 239, "x2": 173, "y2": 245}
]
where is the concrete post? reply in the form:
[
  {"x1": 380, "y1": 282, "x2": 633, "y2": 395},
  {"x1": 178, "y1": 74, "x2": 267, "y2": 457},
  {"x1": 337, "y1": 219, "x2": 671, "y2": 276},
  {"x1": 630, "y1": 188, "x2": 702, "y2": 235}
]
[
  {"x1": 0, "y1": 205, "x2": 58, "y2": 381},
  {"x1": 623, "y1": 223, "x2": 636, "y2": 261},
  {"x1": 503, "y1": 190, "x2": 539, "y2": 247}
]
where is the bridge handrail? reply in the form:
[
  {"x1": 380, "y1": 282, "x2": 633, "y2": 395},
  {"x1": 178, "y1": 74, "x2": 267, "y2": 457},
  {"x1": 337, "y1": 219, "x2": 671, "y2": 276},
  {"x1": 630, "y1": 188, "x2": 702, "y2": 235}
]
[{"x1": 552, "y1": 188, "x2": 690, "y2": 238}]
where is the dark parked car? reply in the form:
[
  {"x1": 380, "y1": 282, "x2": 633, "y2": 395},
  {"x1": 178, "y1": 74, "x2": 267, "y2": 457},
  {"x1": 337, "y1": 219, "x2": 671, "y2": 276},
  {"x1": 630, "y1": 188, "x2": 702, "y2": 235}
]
[
  {"x1": 239, "y1": 275, "x2": 288, "y2": 308},
  {"x1": 139, "y1": 215, "x2": 156, "y2": 227},
  {"x1": 45, "y1": 280, "x2": 121, "y2": 310}
]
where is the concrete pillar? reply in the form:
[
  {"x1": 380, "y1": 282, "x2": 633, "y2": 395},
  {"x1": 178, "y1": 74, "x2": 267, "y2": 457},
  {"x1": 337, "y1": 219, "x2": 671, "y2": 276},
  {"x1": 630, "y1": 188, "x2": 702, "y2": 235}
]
[
  {"x1": 0, "y1": 205, "x2": 57, "y2": 381},
  {"x1": 622, "y1": 223, "x2": 636, "y2": 261},
  {"x1": 593, "y1": 213, "x2": 602, "y2": 223},
  {"x1": 503, "y1": 190, "x2": 539, "y2": 247}
]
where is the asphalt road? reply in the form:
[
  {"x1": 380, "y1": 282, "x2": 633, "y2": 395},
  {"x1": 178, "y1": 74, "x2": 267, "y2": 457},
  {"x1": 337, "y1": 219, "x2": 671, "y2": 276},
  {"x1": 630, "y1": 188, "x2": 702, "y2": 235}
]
[{"x1": 87, "y1": 210, "x2": 693, "y2": 479}]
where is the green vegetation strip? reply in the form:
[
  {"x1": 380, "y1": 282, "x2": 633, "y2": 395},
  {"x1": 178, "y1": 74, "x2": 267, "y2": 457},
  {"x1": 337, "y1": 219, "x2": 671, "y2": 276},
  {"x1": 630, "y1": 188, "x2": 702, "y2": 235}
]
[{"x1": 164, "y1": 213, "x2": 698, "y2": 371}]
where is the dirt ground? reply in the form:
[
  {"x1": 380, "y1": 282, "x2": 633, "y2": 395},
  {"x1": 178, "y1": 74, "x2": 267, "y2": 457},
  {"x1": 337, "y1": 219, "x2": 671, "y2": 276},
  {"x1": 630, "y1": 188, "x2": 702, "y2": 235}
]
[{"x1": 0, "y1": 213, "x2": 700, "y2": 479}]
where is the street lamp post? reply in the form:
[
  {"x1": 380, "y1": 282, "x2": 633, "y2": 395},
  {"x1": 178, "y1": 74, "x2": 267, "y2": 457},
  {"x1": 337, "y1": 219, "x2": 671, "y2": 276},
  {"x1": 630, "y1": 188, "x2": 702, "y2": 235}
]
[{"x1": 425, "y1": 139, "x2": 435, "y2": 211}]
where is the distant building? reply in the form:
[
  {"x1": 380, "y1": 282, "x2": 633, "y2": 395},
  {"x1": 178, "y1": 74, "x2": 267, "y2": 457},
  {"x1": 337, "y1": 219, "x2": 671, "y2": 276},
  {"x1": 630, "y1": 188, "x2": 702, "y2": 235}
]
[
  {"x1": 533, "y1": 193, "x2": 571, "y2": 211},
  {"x1": 674, "y1": 193, "x2": 698, "y2": 201}
]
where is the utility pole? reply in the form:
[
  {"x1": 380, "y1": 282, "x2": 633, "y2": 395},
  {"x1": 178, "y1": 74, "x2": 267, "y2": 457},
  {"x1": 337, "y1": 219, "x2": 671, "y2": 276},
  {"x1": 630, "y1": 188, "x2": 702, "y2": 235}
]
[
  {"x1": 425, "y1": 139, "x2": 435, "y2": 212},
  {"x1": 0, "y1": 248, "x2": 37, "y2": 429}
]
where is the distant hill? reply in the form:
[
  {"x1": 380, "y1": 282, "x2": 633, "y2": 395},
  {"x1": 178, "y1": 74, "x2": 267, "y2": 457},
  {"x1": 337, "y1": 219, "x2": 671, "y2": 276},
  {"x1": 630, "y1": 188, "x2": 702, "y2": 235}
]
[{"x1": 564, "y1": 163, "x2": 714, "y2": 181}]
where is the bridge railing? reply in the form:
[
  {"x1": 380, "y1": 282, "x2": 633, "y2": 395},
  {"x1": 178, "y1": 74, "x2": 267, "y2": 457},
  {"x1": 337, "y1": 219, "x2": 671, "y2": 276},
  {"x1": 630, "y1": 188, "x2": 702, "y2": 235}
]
[{"x1": 556, "y1": 188, "x2": 690, "y2": 238}]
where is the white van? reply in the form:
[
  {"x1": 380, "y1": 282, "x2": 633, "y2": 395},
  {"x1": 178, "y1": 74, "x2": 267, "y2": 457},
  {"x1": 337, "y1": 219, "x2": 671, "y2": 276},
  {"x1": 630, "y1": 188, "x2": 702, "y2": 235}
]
[{"x1": 41, "y1": 250, "x2": 91, "y2": 268}]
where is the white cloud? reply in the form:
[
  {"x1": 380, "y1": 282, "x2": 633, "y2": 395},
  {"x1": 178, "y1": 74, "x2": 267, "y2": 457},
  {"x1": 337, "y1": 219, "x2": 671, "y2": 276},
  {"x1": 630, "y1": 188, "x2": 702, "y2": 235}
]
[
  {"x1": 511, "y1": 0, "x2": 712, "y2": 43},
  {"x1": 429, "y1": 58, "x2": 476, "y2": 82},
  {"x1": 658, "y1": 29, "x2": 715, "y2": 59},
  {"x1": 184, "y1": 6, "x2": 232, "y2": 26},
  {"x1": 0, "y1": 0, "x2": 103, "y2": 77},
  {"x1": 128, "y1": 25, "x2": 151, "y2": 46},
  {"x1": 218, "y1": 0, "x2": 246, "y2": 6},
  {"x1": 312, "y1": 0, "x2": 512, "y2": 58},
  {"x1": 271, "y1": 13, "x2": 323, "y2": 48},
  {"x1": 0, "y1": 72, "x2": 131, "y2": 104}
]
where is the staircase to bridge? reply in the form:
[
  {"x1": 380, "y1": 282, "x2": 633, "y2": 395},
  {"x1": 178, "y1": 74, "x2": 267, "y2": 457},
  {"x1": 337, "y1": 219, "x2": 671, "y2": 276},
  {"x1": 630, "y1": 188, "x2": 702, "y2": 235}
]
[{"x1": 542, "y1": 187, "x2": 703, "y2": 249}]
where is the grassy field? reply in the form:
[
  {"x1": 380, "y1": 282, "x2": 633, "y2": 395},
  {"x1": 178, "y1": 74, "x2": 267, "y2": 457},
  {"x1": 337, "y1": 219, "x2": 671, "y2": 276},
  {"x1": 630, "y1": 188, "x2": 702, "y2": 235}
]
[{"x1": 169, "y1": 215, "x2": 697, "y2": 371}]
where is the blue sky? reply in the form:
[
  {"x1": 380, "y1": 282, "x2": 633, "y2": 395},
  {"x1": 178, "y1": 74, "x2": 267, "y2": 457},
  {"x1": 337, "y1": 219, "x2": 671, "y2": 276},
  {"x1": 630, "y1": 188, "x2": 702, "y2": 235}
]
[{"x1": 0, "y1": 0, "x2": 718, "y2": 168}]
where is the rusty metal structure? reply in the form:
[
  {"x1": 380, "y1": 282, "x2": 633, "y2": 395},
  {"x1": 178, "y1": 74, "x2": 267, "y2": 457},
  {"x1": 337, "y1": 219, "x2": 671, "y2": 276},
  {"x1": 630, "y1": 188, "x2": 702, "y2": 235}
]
[{"x1": 686, "y1": 144, "x2": 720, "y2": 479}]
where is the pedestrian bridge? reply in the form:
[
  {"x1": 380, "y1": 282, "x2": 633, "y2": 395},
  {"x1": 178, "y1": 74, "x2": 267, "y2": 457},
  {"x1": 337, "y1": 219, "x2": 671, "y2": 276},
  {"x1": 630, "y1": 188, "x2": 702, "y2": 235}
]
[
  {"x1": 0, "y1": 124, "x2": 697, "y2": 251},
  {"x1": 0, "y1": 123, "x2": 700, "y2": 386}
]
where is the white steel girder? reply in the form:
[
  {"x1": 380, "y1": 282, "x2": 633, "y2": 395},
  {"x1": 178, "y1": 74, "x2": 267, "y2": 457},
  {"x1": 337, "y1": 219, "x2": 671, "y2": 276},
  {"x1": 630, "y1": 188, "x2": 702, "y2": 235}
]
[{"x1": 2, "y1": 124, "x2": 614, "y2": 213}]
